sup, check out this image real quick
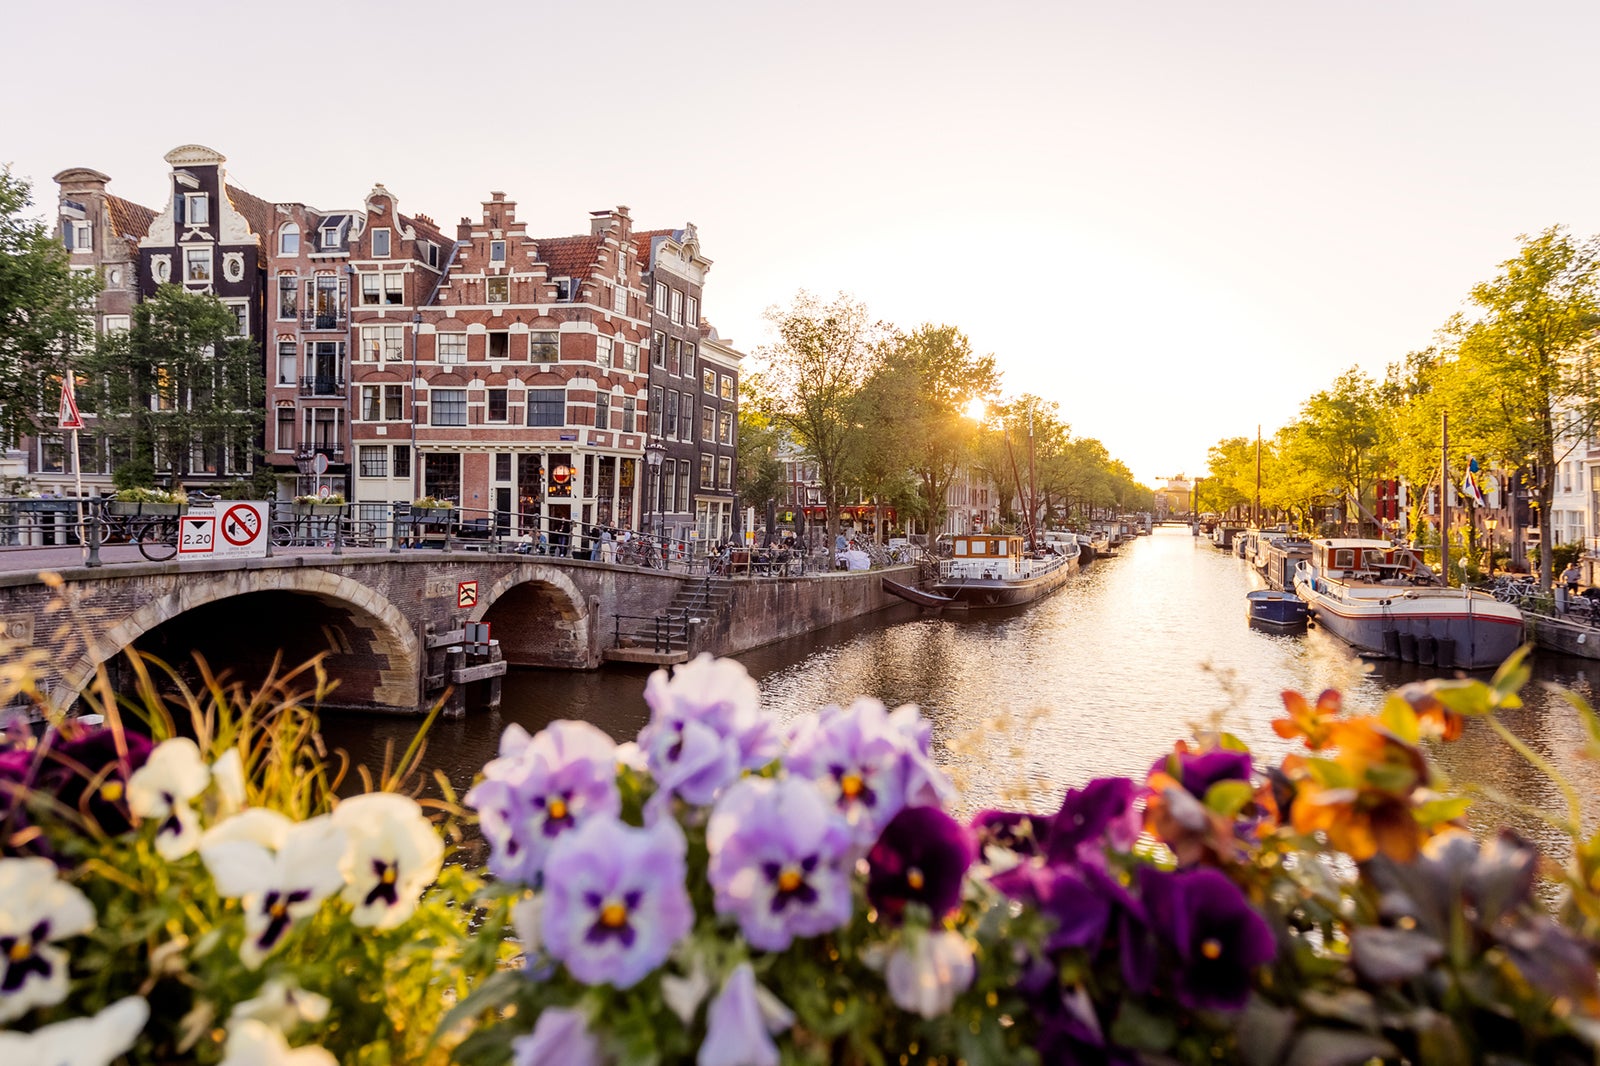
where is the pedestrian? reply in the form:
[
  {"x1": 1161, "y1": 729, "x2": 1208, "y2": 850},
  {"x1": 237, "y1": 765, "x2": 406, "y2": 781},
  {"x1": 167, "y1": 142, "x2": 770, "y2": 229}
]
[
  {"x1": 600, "y1": 528, "x2": 614, "y2": 563},
  {"x1": 536, "y1": 529, "x2": 549, "y2": 555},
  {"x1": 1563, "y1": 561, "x2": 1583, "y2": 595}
]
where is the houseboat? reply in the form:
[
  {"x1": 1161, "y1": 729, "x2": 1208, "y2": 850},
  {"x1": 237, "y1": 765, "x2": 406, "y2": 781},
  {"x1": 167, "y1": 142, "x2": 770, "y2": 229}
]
[
  {"x1": 1292, "y1": 538, "x2": 1523, "y2": 670},
  {"x1": 885, "y1": 532, "x2": 1077, "y2": 610}
]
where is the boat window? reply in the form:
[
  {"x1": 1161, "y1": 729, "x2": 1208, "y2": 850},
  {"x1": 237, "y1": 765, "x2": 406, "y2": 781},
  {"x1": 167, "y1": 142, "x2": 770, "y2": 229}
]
[
  {"x1": 1333, "y1": 549, "x2": 1356, "y2": 569},
  {"x1": 1361, "y1": 550, "x2": 1385, "y2": 569},
  {"x1": 970, "y1": 540, "x2": 986, "y2": 555},
  {"x1": 955, "y1": 541, "x2": 968, "y2": 557}
]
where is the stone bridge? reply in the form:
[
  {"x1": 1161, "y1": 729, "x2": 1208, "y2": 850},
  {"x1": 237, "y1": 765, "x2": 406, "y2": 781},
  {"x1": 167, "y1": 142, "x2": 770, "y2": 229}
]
[{"x1": 0, "y1": 549, "x2": 903, "y2": 716}]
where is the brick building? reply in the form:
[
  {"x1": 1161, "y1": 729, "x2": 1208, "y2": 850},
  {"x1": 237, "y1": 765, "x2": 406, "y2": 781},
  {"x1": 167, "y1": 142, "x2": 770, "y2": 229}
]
[{"x1": 696, "y1": 326, "x2": 742, "y2": 540}]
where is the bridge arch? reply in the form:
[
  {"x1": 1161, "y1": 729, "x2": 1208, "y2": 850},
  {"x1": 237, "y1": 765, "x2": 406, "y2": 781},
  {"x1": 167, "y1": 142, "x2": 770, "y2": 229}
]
[
  {"x1": 57, "y1": 569, "x2": 420, "y2": 713},
  {"x1": 472, "y1": 563, "x2": 594, "y2": 669}
]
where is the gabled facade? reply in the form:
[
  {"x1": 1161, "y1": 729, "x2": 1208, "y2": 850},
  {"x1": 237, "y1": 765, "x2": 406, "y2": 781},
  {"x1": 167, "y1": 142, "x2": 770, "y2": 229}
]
[
  {"x1": 635, "y1": 225, "x2": 711, "y2": 542},
  {"x1": 40, "y1": 169, "x2": 157, "y2": 490},
  {"x1": 696, "y1": 326, "x2": 741, "y2": 540}
]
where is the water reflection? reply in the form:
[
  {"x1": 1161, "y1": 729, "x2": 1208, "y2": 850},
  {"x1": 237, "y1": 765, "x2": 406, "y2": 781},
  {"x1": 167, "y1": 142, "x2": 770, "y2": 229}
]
[{"x1": 320, "y1": 527, "x2": 1600, "y2": 857}]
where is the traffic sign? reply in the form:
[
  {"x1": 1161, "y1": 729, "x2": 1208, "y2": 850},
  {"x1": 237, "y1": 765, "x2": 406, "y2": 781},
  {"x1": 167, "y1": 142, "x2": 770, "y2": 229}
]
[
  {"x1": 221, "y1": 503, "x2": 263, "y2": 548},
  {"x1": 457, "y1": 581, "x2": 479, "y2": 609},
  {"x1": 313, "y1": 453, "x2": 330, "y2": 475},
  {"x1": 178, "y1": 516, "x2": 215, "y2": 555},
  {"x1": 57, "y1": 380, "x2": 84, "y2": 430}
]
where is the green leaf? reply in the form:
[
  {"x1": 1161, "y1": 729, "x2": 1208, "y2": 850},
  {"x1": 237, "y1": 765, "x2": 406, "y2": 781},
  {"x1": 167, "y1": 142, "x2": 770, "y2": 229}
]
[
  {"x1": 1285, "y1": 1028, "x2": 1399, "y2": 1066},
  {"x1": 1412, "y1": 794, "x2": 1471, "y2": 826},
  {"x1": 1380, "y1": 693, "x2": 1420, "y2": 745},
  {"x1": 1204, "y1": 779, "x2": 1257, "y2": 818},
  {"x1": 1108, "y1": 998, "x2": 1178, "y2": 1052}
]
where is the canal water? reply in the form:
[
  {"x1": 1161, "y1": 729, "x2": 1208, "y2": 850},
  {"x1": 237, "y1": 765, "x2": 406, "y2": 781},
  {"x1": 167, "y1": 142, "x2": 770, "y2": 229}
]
[{"x1": 322, "y1": 525, "x2": 1600, "y2": 851}]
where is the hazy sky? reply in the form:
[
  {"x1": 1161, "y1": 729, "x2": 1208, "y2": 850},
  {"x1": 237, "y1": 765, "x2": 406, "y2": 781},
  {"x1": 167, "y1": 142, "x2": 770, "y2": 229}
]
[{"x1": 6, "y1": 1, "x2": 1597, "y2": 484}]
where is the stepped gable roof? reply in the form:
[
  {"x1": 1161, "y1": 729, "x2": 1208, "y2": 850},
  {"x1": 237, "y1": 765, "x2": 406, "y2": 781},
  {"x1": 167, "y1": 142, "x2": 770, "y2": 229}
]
[
  {"x1": 631, "y1": 227, "x2": 676, "y2": 267},
  {"x1": 224, "y1": 183, "x2": 276, "y2": 242},
  {"x1": 535, "y1": 234, "x2": 601, "y2": 279},
  {"x1": 105, "y1": 194, "x2": 157, "y2": 242}
]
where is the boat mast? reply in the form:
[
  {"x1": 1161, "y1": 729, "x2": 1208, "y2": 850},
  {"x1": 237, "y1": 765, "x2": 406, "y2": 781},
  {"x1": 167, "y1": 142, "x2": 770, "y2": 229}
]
[
  {"x1": 1003, "y1": 420, "x2": 1027, "y2": 545},
  {"x1": 1440, "y1": 412, "x2": 1450, "y2": 585},
  {"x1": 1254, "y1": 425, "x2": 1262, "y2": 528},
  {"x1": 1027, "y1": 401, "x2": 1039, "y2": 549}
]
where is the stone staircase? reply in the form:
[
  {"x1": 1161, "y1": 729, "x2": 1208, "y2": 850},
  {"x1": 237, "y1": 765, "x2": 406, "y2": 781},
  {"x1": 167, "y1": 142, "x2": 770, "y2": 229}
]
[{"x1": 605, "y1": 576, "x2": 734, "y2": 664}]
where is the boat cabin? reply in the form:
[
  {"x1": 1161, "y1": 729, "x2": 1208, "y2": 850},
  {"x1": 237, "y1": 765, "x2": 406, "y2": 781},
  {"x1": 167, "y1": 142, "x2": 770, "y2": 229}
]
[
  {"x1": 948, "y1": 534, "x2": 1024, "y2": 578},
  {"x1": 1314, "y1": 539, "x2": 1425, "y2": 585}
]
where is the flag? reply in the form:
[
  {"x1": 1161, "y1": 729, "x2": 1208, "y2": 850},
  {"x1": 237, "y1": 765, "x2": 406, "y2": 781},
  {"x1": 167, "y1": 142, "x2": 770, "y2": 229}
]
[{"x1": 1463, "y1": 457, "x2": 1486, "y2": 506}]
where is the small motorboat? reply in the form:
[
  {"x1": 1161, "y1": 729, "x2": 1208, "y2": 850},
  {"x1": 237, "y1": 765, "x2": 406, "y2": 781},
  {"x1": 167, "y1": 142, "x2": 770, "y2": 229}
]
[{"x1": 1247, "y1": 588, "x2": 1308, "y2": 631}]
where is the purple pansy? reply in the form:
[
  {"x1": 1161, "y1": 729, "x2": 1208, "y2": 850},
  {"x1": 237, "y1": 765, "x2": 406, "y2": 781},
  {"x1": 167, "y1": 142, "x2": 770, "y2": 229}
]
[
  {"x1": 638, "y1": 655, "x2": 779, "y2": 806},
  {"x1": 1137, "y1": 865, "x2": 1276, "y2": 1012},
  {"x1": 887, "y1": 704, "x2": 956, "y2": 808},
  {"x1": 707, "y1": 777, "x2": 854, "y2": 951},
  {"x1": 1152, "y1": 747, "x2": 1253, "y2": 800},
  {"x1": 465, "y1": 720, "x2": 620, "y2": 885},
  {"x1": 785, "y1": 698, "x2": 924, "y2": 847},
  {"x1": 541, "y1": 815, "x2": 693, "y2": 989},
  {"x1": 991, "y1": 860, "x2": 1113, "y2": 953},
  {"x1": 969, "y1": 810, "x2": 1045, "y2": 858},
  {"x1": 867, "y1": 806, "x2": 972, "y2": 924},
  {"x1": 698, "y1": 962, "x2": 792, "y2": 1066},
  {"x1": 1043, "y1": 777, "x2": 1142, "y2": 865},
  {"x1": 512, "y1": 1006, "x2": 603, "y2": 1066}
]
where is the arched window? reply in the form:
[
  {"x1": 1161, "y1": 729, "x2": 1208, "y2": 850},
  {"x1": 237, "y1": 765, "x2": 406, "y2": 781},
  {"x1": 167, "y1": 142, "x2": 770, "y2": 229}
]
[{"x1": 279, "y1": 223, "x2": 300, "y2": 255}]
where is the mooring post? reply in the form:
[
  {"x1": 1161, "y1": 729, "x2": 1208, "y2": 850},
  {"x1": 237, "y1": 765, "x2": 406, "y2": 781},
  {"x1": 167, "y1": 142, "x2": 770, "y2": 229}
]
[{"x1": 444, "y1": 646, "x2": 466, "y2": 718}]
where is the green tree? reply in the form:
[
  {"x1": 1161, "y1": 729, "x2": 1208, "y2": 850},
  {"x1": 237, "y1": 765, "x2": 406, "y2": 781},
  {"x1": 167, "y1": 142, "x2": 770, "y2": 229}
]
[
  {"x1": 734, "y1": 403, "x2": 787, "y2": 516},
  {"x1": 1442, "y1": 227, "x2": 1600, "y2": 590},
  {"x1": 80, "y1": 285, "x2": 263, "y2": 487},
  {"x1": 868, "y1": 325, "x2": 999, "y2": 536},
  {"x1": 0, "y1": 167, "x2": 101, "y2": 445},
  {"x1": 748, "y1": 292, "x2": 881, "y2": 550},
  {"x1": 1283, "y1": 368, "x2": 1386, "y2": 534}
]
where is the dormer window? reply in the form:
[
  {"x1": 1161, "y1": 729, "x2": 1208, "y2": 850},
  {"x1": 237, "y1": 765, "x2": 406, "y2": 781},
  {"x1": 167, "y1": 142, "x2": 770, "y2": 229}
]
[
  {"x1": 489, "y1": 240, "x2": 506, "y2": 264},
  {"x1": 184, "y1": 193, "x2": 209, "y2": 226},
  {"x1": 425, "y1": 242, "x2": 439, "y2": 268},
  {"x1": 69, "y1": 222, "x2": 92, "y2": 251},
  {"x1": 279, "y1": 224, "x2": 299, "y2": 255},
  {"x1": 372, "y1": 228, "x2": 391, "y2": 258},
  {"x1": 554, "y1": 278, "x2": 575, "y2": 301}
]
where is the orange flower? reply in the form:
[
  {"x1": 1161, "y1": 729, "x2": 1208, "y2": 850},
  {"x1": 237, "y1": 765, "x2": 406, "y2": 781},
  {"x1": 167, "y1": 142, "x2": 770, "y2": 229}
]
[
  {"x1": 1272, "y1": 689, "x2": 1342, "y2": 750},
  {"x1": 1284, "y1": 716, "x2": 1439, "y2": 863}
]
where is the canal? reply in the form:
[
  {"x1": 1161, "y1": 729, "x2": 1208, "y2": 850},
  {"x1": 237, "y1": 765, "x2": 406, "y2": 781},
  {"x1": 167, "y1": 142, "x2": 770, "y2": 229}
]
[{"x1": 322, "y1": 525, "x2": 1600, "y2": 850}]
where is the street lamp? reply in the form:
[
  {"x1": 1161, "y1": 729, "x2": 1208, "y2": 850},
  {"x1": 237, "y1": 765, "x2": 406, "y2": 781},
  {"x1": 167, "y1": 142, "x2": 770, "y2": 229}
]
[
  {"x1": 1485, "y1": 515, "x2": 1498, "y2": 579},
  {"x1": 644, "y1": 439, "x2": 666, "y2": 543}
]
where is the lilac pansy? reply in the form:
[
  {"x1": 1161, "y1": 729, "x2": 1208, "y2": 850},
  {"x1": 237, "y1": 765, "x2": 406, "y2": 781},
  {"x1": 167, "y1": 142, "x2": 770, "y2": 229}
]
[
  {"x1": 785, "y1": 698, "x2": 916, "y2": 847},
  {"x1": 884, "y1": 928, "x2": 975, "y2": 1019},
  {"x1": 465, "y1": 720, "x2": 620, "y2": 885},
  {"x1": 707, "y1": 777, "x2": 854, "y2": 951},
  {"x1": 698, "y1": 962, "x2": 793, "y2": 1066},
  {"x1": 541, "y1": 815, "x2": 693, "y2": 989},
  {"x1": 512, "y1": 1006, "x2": 604, "y2": 1066},
  {"x1": 638, "y1": 655, "x2": 779, "y2": 806}
]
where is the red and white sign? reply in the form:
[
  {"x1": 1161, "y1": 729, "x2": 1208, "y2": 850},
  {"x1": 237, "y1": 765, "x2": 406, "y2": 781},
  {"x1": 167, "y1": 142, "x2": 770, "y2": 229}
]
[
  {"x1": 177, "y1": 515, "x2": 215, "y2": 555},
  {"x1": 57, "y1": 380, "x2": 84, "y2": 430},
  {"x1": 173, "y1": 502, "x2": 270, "y2": 560},
  {"x1": 457, "y1": 580, "x2": 479, "y2": 609}
]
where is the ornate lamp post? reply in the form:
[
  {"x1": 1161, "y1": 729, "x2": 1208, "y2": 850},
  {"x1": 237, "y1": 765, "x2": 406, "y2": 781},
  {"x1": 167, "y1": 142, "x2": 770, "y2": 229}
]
[
  {"x1": 1485, "y1": 515, "x2": 1497, "y2": 579},
  {"x1": 644, "y1": 439, "x2": 666, "y2": 542}
]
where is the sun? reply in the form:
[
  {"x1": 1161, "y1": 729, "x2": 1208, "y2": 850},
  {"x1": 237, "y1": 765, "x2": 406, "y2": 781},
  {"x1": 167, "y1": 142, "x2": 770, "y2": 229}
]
[{"x1": 963, "y1": 398, "x2": 989, "y2": 422}]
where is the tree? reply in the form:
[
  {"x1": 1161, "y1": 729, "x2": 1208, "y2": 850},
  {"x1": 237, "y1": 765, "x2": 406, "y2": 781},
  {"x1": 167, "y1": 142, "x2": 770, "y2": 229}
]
[
  {"x1": 734, "y1": 403, "x2": 787, "y2": 518},
  {"x1": 1283, "y1": 368, "x2": 1387, "y2": 534},
  {"x1": 748, "y1": 292, "x2": 881, "y2": 550},
  {"x1": 79, "y1": 285, "x2": 263, "y2": 487},
  {"x1": 867, "y1": 325, "x2": 999, "y2": 536},
  {"x1": 1442, "y1": 227, "x2": 1600, "y2": 590},
  {"x1": 0, "y1": 168, "x2": 100, "y2": 445}
]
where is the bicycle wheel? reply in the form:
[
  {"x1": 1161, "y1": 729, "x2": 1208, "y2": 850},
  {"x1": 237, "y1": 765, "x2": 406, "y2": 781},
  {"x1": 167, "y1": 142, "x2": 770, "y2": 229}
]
[
  {"x1": 135, "y1": 517, "x2": 179, "y2": 561},
  {"x1": 271, "y1": 523, "x2": 295, "y2": 547}
]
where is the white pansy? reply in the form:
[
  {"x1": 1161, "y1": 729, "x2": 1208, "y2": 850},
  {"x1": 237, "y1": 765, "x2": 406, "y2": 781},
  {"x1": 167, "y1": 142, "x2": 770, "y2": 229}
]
[
  {"x1": 201, "y1": 814, "x2": 347, "y2": 969},
  {"x1": 229, "y1": 978, "x2": 331, "y2": 1032},
  {"x1": 128, "y1": 737, "x2": 211, "y2": 859},
  {"x1": 660, "y1": 954, "x2": 711, "y2": 1026},
  {"x1": 331, "y1": 793, "x2": 443, "y2": 929},
  {"x1": 510, "y1": 892, "x2": 544, "y2": 957},
  {"x1": 0, "y1": 995, "x2": 148, "y2": 1065},
  {"x1": 219, "y1": 1018, "x2": 336, "y2": 1066},
  {"x1": 212, "y1": 748, "x2": 248, "y2": 812},
  {"x1": 884, "y1": 928, "x2": 975, "y2": 1019},
  {"x1": 0, "y1": 857, "x2": 97, "y2": 1023}
]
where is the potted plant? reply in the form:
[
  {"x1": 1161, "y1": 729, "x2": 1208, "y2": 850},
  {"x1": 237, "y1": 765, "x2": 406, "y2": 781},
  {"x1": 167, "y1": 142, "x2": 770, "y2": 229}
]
[
  {"x1": 293, "y1": 493, "x2": 346, "y2": 515},
  {"x1": 410, "y1": 496, "x2": 455, "y2": 521},
  {"x1": 106, "y1": 486, "x2": 188, "y2": 516}
]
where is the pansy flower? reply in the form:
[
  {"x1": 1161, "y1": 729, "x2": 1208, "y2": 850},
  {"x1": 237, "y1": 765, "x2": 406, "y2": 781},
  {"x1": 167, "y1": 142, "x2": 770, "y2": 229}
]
[
  {"x1": 0, "y1": 995, "x2": 148, "y2": 1066},
  {"x1": 511, "y1": 1006, "x2": 604, "y2": 1066},
  {"x1": 0, "y1": 857, "x2": 97, "y2": 1023},
  {"x1": 707, "y1": 777, "x2": 854, "y2": 951},
  {"x1": 30, "y1": 724, "x2": 153, "y2": 838},
  {"x1": 638, "y1": 655, "x2": 778, "y2": 806},
  {"x1": 228, "y1": 978, "x2": 331, "y2": 1033},
  {"x1": 785, "y1": 698, "x2": 916, "y2": 847},
  {"x1": 887, "y1": 703, "x2": 956, "y2": 808},
  {"x1": 465, "y1": 720, "x2": 621, "y2": 885},
  {"x1": 1272, "y1": 688, "x2": 1342, "y2": 749},
  {"x1": 219, "y1": 1018, "x2": 336, "y2": 1066},
  {"x1": 541, "y1": 815, "x2": 693, "y2": 989},
  {"x1": 200, "y1": 811, "x2": 347, "y2": 969},
  {"x1": 1044, "y1": 776, "x2": 1142, "y2": 865},
  {"x1": 866, "y1": 805, "x2": 972, "y2": 923},
  {"x1": 1288, "y1": 716, "x2": 1435, "y2": 862},
  {"x1": 1137, "y1": 865, "x2": 1276, "y2": 1012},
  {"x1": 332, "y1": 792, "x2": 443, "y2": 929},
  {"x1": 699, "y1": 962, "x2": 794, "y2": 1066},
  {"x1": 884, "y1": 928, "x2": 975, "y2": 1019},
  {"x1": 128, "y1": 737, "x2": 211, "y2": 859}
]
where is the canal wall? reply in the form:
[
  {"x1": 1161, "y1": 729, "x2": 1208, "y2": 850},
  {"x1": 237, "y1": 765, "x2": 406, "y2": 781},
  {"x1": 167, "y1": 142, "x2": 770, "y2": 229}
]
[
  {"x1": 1525, "y1": 613, "x2": 1600, "y2": 660},
  {"x1": 694, "y1": 566, "x2": 910, "y2": 658}
]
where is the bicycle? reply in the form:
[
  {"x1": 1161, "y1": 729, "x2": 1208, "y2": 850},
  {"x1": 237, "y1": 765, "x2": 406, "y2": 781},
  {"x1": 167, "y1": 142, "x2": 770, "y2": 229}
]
[{"x1": 133, "y1": 515, "x2": 180, "y2": 561}]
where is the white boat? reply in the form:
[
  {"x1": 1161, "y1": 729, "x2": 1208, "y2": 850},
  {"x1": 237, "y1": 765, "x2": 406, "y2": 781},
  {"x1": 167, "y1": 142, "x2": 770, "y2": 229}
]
[
  {"x1": 1293, "y1": 538, "x2": 1523, "y2": 669},
  {"x1": 928, "y1": 533, "x2": 1077, "y2": 608}
]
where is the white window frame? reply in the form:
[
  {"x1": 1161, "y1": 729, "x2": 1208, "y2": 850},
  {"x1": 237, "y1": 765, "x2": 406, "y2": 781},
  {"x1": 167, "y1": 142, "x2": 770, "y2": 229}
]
[
  {"x1": 72, "y1": 221, "x2": 92, "y2": 250},
  {"x1": 436, "y1": 333, "x2": 467, "y2": 365},
  {"x1": 371, "y1": 228, "x2": 391, "y2": 258},
  {"x1": 612, "y1": 286, "x2": 627, "y2": 313},
  {"x1": 223, "y1": 299, "x2": 249, "y2": 337},
  {"x1": 102, "y1": 315, "x2": 130, "y2": 334},
  {"x1": 669, "y1": 288, "x2": 683, "y2": 324},
  {"x1": 489, "y1": 239, "x2": 507, "y2": 264},
  {"x1": 486, "y1": 276, "x2": 510, "y2": 304},
  {"x1": 596, "y1": 336, "x2": 613, "y2": 368},
  {"x1": 184, "y1": 193, "x2": 209, "y2": 226},
  {"x1": 654, "y1": 282, "x2": 667, "y2": 311},
  {"x1": 624, "y1": 342, "x2": 640, "y2": 372},
  {"x1": 279, "y1": 224, "x2": 299, "y2": 255},
  {"x1": 277, "y1": 341, "x2": 297, "y2": 385},
  {"x1": 184, "y1": 246, "x2": 213, "y2": 283}
]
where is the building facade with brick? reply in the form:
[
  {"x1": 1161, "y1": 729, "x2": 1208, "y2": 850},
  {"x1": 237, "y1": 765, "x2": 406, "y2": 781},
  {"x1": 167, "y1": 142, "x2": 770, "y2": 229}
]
[{"x1": 696, "y1": 327, "x2": 742, "y2": 541}]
